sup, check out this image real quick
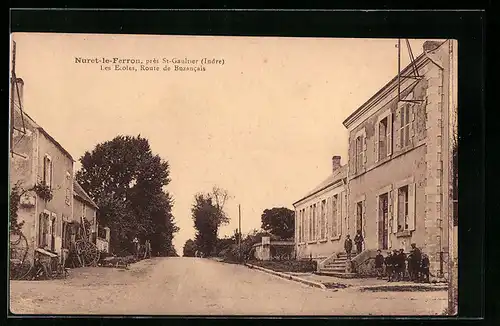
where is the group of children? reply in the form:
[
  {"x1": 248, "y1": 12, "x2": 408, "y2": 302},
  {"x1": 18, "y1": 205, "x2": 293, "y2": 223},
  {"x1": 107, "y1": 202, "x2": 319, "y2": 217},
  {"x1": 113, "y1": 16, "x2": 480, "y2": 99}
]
[{"x1": 374, "y1": 243, "x2": 431, "y2": 283}]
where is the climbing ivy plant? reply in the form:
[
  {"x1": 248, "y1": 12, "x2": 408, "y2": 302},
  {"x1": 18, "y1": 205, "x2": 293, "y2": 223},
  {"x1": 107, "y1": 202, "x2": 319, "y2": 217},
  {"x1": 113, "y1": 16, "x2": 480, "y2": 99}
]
[{"x1": 9, "y1": 181, "x2": 53, "y2": 232}]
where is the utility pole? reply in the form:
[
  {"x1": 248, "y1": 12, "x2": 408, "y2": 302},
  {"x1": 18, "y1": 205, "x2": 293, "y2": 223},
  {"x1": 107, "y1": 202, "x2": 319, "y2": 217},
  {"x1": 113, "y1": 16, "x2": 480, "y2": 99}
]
[
  {"x1": 238, "y1": 204, "x2": 241, "y2": 261},
  {"x1": 10, "y1": 41, "x2": 16, "y2": 157}
]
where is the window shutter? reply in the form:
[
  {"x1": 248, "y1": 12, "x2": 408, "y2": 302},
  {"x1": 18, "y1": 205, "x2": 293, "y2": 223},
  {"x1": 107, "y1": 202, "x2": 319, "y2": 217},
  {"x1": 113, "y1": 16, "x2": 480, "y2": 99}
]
[
  {"x1": 410, "y1": 104, "x2": 415, "y2": 144},
  {"x1": 375, "y1": 195, "x2": 379, "y2": 248},
  {"x1": 343, "y1": 191, "x2": 347, "y2": 236},
  {"x1": 362, "y1": 200, "x2": 366, "y2": 238},
  {"x1": 307, "y1": 206, "x2": 311, "y2": 241},
  {"x1": 394, "y1": 105, "x2": 401, "y2": 153},
  {"x1": 349, "y1": 139, "x2": 356, "y2": 175},
  {"x1": 333, "y1": 193, "x2": 342, "y2": 236},
  {"x1": 374, "y1": 122, "x2": 380, "y2": 163},
  {"x1": 338, "y1": 192, "x2": 343, "y2": 237},
  {"x1": 387, "y1": 113, "x2": 393, "y2": 156},
  {"x1": 362, "y1": 134, "x2": 367, "y2": 167},
  {"x1": 43, "y1": 157, "x2": 47, "y2": 184},
  {"x1": 392, "y1": 190, "x2": 399, "y2": 234},
  {"x1": 408, "y1": 183, "x2": 416, "y2": 231}
]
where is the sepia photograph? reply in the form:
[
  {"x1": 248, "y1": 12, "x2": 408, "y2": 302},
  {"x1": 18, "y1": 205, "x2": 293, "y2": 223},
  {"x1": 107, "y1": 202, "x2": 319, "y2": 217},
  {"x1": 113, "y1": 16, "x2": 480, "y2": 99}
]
[{"x1": 9, "y1": 33, "x2": 458, "y2": 316}]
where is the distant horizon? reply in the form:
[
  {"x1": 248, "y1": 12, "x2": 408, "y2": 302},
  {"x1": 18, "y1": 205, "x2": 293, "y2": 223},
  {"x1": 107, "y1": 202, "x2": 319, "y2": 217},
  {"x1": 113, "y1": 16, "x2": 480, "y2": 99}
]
[{"x1": 11, "y1": 33, "x2": 430, "y2": 254}]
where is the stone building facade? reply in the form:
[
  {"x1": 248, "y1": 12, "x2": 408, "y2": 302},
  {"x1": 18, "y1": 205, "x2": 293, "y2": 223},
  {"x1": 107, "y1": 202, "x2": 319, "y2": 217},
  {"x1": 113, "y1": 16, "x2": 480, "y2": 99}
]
[
  {"x1": 10, "y1": 78, "x2": 75, "y2": 264},
  {"x1": 342, "y1": 39, "x2": 455, "y2": 278},
  {"x1": 293, "y1": 156, "x2": 348, "y2": 260},
  {"x1": 293, "y1": 40, "x2": 457, "y2": 279}
]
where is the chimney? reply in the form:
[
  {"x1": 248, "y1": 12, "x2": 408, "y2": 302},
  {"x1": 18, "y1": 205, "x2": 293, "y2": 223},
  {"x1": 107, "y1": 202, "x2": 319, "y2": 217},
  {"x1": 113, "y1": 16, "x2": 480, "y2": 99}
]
[
  {"x1": 11, "y1": 77, "x2": 24, "y2": 110},
  {"x1": 332, "y1": 156, "x2": 341, "y2": 173}
]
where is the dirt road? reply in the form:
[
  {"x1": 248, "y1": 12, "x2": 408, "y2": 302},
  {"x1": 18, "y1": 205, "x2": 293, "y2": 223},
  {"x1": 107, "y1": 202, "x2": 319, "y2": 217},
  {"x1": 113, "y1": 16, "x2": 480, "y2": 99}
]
[{"x1": 10, "y1": 257, "x2": 447, "y2": 315}]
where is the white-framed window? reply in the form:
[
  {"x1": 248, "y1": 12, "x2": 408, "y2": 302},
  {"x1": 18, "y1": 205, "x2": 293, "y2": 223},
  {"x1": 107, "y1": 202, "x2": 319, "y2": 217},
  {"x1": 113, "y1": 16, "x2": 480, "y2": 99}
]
[
  {"x1": 302, "y1": 209, "x2": 305, "y2": 242},
  {"x1": 376, "y1": 112, "x2": 393, "y2": 161},
  {"x1": 400, "y1": 104, "x2": 411, "y2": 148},
  {"x1": 330, "y1": 195, "x2": 338, "y2": 238},
  {"x1": 320, "y1": 199, "x2": 327, "y2": 240},
  {"x1": 397, "y1": 185, "x2": 409, "y2": 231},
  {"x1": 38, "y1": 212, "x2": 50, "y2": 248},
  {"x1": 65, "y1": 171, "x2": 71, "y2": 205},
  {"x1": 309, "y1": 206, "x2": 313, "y2": 241},
  {"x1": 43, "y1": 154, "x2": 53, "y2": 189},
  {"x1": 356, "y1": 201, "x2": 363, "y2": 234},
  {"x1": 355, "y1": 135, "x2": 364, "y2": 173},
  {"x1": 393, "y1": 180, "x2": 416, "y2": 233},
  {"x1": 312, "y1": 204, "x2": 317, "y2": 240},
  {"x1": 82, "y1": 203, "x2": 87, "y2": 217}
]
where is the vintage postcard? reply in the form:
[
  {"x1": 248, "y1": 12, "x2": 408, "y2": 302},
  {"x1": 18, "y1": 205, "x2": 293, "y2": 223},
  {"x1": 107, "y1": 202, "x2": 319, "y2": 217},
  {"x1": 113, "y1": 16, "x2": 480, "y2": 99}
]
[{"x1": 9, "y1": 33, "x2": 458, "y2": 316}]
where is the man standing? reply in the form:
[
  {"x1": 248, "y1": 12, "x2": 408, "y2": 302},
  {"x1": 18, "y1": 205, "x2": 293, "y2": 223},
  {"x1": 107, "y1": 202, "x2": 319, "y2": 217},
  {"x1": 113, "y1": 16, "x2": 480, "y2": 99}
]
[
  {"x1": 385, "y1": 250, "x2": 394, "y2": 282},
  {"x1": 392, "y1": 249, "x2": 400, "y2": 281},
  {"x1": 420, "y1": 253, "x2": 430, "y2": 283},
  {"x1": 354, "y1": 230, "x2": 364, "y2": 254},
  {"x1": 344, "y1": 235, "x2": 353, "y2": 260},
  {"x1": 398, "y1": 249, "x2": 407, "y2": 281},
  {"x1": 374, "y1": 250, "x2": 385, "y2": 279},
  {"x1": 132, "y1": 236, "x2": 139, "y2": 259},
  {"x1": 410, "y1": 243, "x2": 422, "y2": 282}
]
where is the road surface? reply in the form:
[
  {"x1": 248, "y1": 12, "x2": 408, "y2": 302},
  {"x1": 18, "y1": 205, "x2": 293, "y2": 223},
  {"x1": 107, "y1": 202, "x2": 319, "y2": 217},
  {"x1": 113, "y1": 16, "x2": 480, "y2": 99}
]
[{"x1": 10, "y1": 257, "x2": 447, "y2": 315}]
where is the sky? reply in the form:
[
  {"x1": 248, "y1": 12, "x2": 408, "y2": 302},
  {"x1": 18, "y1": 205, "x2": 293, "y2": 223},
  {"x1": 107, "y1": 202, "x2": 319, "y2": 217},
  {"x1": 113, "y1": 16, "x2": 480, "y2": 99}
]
[{"x1": 10, "y1": 33, "x2": 428, "y2": 255}]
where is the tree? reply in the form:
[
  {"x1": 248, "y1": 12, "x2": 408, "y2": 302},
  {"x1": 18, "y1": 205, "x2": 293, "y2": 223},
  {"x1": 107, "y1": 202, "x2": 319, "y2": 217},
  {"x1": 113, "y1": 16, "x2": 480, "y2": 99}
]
[
  {"x1": 260, "y1": 207, "x2": 295, "y2": 240},
  {"x1": 191, "y1": 186, "x2": 230, "y2": 257},
  {"x1": 76, "y1": 135, "x2": 179, "y2": 256},
  {"x1": 183, "y1": 239, "x2": 196, "y2": 257}
]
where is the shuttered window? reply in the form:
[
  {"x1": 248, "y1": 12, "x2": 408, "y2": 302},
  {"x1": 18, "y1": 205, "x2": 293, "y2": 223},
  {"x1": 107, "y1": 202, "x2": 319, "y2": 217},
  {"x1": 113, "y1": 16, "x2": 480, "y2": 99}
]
[
  {"x1": 43, "y1": 155, "x2": 53, "y2": 189},
  {"x1": 331, "y1": 195, "x2": 338, "y2": 238}
]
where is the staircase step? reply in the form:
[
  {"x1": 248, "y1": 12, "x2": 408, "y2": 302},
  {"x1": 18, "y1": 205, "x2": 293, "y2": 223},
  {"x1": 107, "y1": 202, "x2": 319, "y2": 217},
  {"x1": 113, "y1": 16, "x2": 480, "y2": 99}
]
[
  {"x1": 324, "y1": 263, "x2": 346, "y2": 268},
  {"x1": 316, "y1": 271, "x2": 358, "y2": 278},
  {"x1": 320, "y1": 266, "x2": 345, "y2": 272}
]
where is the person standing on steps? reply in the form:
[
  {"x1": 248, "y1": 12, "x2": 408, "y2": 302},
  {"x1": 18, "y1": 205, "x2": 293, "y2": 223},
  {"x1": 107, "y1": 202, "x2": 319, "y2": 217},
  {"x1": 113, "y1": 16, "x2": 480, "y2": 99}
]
[
  {"x1": 344, "y1": 234, "x2": 353, "y2": 260},
  {"x1": 354, "y1": 230, "x2": 364, "y2": 254}
]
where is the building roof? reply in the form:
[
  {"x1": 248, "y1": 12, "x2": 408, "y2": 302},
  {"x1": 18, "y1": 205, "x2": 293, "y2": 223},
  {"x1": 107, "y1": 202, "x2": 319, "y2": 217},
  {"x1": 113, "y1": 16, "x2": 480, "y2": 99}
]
[
  {"x1": 73, "y1": 180, "x2": 99, "y2": 209},
  {"x1": 11, "y1": 78, "x2": 75, "y2": 162},
  {"x1": 293, "y1": 165, "x2": 347, "y2": 206},
  {"x1": 37, "y1": 127, "x2": 75, "y2": 162},
  {"x1": 342, "y1": 40, "x2": 448, "y2": 128}
]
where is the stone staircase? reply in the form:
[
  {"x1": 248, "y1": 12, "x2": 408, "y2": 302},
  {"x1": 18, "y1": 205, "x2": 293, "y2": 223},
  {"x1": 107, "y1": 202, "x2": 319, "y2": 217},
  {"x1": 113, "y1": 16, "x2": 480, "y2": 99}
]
[{"x1": 317, "y1": 252, "x2": 358, "y2": 278}]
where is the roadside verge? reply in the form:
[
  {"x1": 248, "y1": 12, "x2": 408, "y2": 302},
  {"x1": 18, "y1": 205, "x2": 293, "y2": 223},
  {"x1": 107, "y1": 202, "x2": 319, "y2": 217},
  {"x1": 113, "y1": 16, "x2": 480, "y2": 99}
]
[{"x1": 244, "y1": 263, "x2": 326, "y2": 290}]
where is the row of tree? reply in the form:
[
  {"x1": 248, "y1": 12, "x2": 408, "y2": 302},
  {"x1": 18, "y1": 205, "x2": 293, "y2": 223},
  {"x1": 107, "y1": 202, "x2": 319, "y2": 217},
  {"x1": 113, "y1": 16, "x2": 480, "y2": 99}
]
[
  {"x1": 183, "y1": 198, "x2": 295, "y2": 259},
  {"x1": 76, "y1": 135, "x2": 179, "y2": 256}
]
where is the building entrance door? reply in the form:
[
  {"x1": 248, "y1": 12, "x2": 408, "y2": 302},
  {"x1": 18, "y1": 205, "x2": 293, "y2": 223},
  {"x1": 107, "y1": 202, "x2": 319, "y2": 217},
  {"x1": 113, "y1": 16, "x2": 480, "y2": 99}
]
[{"x1": 378, "y1": 193, "x2": 389, "y2": 250}]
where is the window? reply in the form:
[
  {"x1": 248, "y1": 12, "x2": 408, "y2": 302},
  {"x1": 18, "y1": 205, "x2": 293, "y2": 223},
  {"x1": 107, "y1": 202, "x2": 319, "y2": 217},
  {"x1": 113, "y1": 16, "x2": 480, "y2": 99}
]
[
  {"x1": 397, "y1": 185, "x2": 409, "y2": 231},
  {"x1": 65, "y1": 172, "x2": 71, "y2": 205},
  {"x1": 320, "y1": 200, "x2": 326, "y2": 239},
  {"x1": 43, "y1": 155, "x2": 53, "y2": 189},
  {"x1": 380, "y1": 116, "x2": 394, "y2": 160},
  {"x1": 298, "y1": 210, "x2": 303, "y2": 243},
  {"x1": 356, "y1": 201, "x2": 363, "y2": 233},
  {"x1": 307, "y1": 206, "x2": 313, "y2": 241},
  {"x1": 400, "y1": 104, "x2": 411, "y2": 148},
  {"x1": 312, "y1": 204, "x2": 317, "y2": 240},
  {"x1": 355, "y1": 135, "x2": 364, "y2": 172},
  {"x1": 302, "y1": 209, "x2": 305, "y2": 242},
  {"x1": 331, "y1": 195, "x2": 338, "y2": 238},
  {"x1": 38, "y1": 212, "x2": 50, "y2": 247},
  {"x1": 82, "y1": 203, "x2": 87, "y2": 217}
]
